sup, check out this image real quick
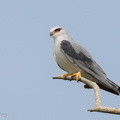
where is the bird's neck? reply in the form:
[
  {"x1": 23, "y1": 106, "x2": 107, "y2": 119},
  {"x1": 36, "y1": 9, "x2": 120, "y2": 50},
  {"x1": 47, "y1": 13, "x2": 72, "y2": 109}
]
[{"x1": 54, "y1": 35, "x2": 68, "y2": 45}]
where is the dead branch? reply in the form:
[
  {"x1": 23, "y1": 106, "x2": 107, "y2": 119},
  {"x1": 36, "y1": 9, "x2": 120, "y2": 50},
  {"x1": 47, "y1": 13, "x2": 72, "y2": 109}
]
[{"x1": 52, "y1": 75, "x2": 120, "y2": 115}]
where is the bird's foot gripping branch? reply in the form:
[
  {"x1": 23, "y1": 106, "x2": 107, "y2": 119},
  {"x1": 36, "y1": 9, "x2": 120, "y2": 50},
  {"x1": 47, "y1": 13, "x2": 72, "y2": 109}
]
[{"x1": 52, "y1": 75, "x2": 120, "y2": 115}]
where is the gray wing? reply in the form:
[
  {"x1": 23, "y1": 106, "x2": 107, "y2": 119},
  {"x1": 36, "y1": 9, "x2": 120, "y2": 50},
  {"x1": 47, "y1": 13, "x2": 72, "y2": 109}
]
[
  {"x1": 60, "y1": 40, "x2": 119, "y2": 92},
  {"x1": 60, "y1": 40, "x2": 106, "y2": 78},
  {"x1": 59, "y1": 40, "x2": 120, "y2": 95}
]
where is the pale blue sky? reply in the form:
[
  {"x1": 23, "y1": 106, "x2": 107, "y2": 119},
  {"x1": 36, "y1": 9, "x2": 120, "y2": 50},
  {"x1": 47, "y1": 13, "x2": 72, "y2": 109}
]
[{"x1": 0, "y1": 0, "x2": 120, "y2": 120}]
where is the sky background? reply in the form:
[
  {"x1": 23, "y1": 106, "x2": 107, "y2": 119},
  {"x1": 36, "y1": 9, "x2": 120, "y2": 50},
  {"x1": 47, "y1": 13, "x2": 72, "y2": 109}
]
[{"x1": 0, "y1": 0, "x2": 120, "y2": 120}]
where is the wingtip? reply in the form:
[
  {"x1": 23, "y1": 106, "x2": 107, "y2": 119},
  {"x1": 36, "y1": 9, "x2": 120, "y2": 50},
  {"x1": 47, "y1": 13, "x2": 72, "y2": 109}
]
[{"x1": 117, "y1": 87, "x2": 120, "y2": 95}]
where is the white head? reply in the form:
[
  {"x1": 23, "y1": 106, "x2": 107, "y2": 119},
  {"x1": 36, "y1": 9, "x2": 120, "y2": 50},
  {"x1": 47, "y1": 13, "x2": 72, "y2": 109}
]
[{"x1": 50, "y1": 26, "x2": 68, "y2": 39}]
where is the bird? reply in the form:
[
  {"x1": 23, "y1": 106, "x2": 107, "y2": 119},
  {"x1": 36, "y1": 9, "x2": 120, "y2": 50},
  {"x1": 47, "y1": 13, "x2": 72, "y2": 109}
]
[{"x1": 50, "y1": 26, "x2": 120, "y2": 95}]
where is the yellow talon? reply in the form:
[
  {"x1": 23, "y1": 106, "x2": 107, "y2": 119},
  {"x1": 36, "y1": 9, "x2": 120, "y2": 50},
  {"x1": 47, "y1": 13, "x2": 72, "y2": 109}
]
[
  {"x1": 71, "y1": 72, "x2": 81, "y2": 81},
  {"x1": 61, "y1": 73, "x2": 73, "y2": 78},
  {"x1": 61, "y1": 72, "x2": 81, "y2": 81}
]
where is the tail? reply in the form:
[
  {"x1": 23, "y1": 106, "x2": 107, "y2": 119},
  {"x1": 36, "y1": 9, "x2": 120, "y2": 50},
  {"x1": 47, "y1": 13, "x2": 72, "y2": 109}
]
[{"x1": 98, "y1": 78, "x2": 120, "y2": 95}]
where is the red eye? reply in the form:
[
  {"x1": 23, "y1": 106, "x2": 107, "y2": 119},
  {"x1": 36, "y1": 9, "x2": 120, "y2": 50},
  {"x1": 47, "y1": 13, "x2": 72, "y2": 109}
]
[{"x1": 54, "y1": 28, "x2": 61, "y2": 32}]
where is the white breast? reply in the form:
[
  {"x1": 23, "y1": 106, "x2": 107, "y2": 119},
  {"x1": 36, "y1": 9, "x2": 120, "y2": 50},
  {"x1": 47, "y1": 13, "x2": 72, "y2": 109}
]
[{"x1": 54, "y1": 41, "x2": 80, "y2": 73}]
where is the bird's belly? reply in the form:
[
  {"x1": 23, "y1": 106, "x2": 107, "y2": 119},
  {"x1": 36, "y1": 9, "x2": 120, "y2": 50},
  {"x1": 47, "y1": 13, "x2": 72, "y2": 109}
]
[
  {"x1": 54, "y1": 48, "x2": 99, "y2": 82},
  {"x1": 54, "y1": 49, "x2": 81, "y2": 73}
]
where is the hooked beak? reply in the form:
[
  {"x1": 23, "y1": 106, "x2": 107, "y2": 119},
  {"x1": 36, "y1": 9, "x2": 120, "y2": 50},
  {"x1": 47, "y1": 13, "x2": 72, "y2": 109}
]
[{"x1": 50, "y1": 32, "x2": 54, "y2": 36}]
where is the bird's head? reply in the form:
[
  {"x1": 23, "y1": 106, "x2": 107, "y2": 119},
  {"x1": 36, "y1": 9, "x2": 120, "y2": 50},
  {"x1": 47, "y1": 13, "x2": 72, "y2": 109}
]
[{"x1": 50, "y1": 26, "x2": 68, "y2": 39}]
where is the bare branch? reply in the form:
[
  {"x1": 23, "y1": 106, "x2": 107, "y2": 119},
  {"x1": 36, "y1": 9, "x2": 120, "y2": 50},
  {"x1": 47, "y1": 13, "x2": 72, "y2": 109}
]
[{"x1": 52, "y1": 75, "x2": 120, "y2": 115}]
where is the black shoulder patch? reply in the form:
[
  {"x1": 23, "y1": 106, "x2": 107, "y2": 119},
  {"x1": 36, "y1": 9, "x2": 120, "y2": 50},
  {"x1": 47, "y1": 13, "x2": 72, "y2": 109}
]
[{"x1": 61, "y1": 40, "x2": 92, "y2": 63}]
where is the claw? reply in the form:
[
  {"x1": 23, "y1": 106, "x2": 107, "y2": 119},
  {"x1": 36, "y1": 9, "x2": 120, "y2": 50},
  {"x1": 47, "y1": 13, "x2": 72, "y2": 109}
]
[
  {"x1": 61, "y1": 73, "x2": 73, "y2": 78},
  {"x1": 72, "y1": 72, "x2": 81, "y2": 81},
  {"x1": 61, "y1": 72, "x2": 81, "y2": 81}
]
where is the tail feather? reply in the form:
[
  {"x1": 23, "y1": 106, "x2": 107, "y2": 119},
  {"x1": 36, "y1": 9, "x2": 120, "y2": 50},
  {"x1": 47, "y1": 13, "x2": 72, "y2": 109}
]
[
  {"x1": 98, "y1": 78, "x2": 120, "y2": 95},
  {"x1": 117, "y1": 87, "x2": 120, "y2": 94}
]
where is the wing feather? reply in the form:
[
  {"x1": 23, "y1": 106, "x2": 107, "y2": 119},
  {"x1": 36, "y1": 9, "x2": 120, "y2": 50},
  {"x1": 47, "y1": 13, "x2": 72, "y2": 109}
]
[
  {"x1": 60, "y1": 40, "x2": 118, "y2": 92},
  {"x1": 61, "y1": 40, "x2": 106, "y2": 77}
]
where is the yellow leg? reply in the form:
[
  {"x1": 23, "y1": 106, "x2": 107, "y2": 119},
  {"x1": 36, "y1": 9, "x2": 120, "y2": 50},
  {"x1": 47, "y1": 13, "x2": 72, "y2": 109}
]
[
  {"x1": 61, "y1": 73, "x2": 73, "y2": 78},
  {"x1": 61, "y1": 72, "x2": 81, "y2": 81},
  {"x1": 71, "y1": 72, "x2": 81, "y2": 81}
]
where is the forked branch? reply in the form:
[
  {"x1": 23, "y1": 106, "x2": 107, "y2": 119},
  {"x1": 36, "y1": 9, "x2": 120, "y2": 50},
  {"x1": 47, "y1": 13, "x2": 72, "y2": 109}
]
[{"x1": 52, "y1": 75, "x2": 120, "y2": 115}]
